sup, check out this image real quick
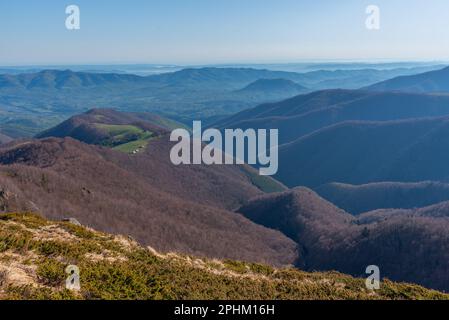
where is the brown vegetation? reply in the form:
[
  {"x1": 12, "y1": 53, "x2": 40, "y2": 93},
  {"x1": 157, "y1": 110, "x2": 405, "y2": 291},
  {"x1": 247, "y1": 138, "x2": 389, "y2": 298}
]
[
  {"x1": 1, "y1": 212, "x2": 446, "y2": 300},
  {"x1": 0, "y1": 137, "x2": 297, "y2": 266},
  {"x1": 238, "y1": 188, "x2": 449, "y2": 292}
]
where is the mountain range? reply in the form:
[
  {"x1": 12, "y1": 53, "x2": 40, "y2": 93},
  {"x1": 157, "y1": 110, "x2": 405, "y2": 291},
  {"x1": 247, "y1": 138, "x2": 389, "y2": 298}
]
[
  {"x1": 1, "y1": 64, "x2": 446, "y2": 138},
  {"x1": 0, "y1": 68, "x2": 312, "y2": 137}
]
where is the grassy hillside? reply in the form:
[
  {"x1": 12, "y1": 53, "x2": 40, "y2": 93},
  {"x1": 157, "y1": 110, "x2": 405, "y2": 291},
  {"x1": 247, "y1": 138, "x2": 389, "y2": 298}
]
[
  {"x1": 94, "y1": 123, "x2": 154, "y2": 154},
  {"x1": 1, "y1": 212, "x2": 446, "y2": 300}
]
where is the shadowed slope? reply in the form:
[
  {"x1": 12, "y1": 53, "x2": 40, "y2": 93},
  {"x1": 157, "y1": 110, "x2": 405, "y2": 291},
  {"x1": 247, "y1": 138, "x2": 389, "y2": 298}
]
[
  {"x1": 276, "y1": 117, "x2": 449, "y2": 188},
  {"x1": 216, "y1": 89, "x2": 449, "y2": 145},
  {"x1": 315, "y1": 181, "x2": 449, "y2": 215}
]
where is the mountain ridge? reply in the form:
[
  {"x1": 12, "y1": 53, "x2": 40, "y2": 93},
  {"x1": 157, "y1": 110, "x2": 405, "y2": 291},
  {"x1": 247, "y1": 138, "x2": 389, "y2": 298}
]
[
  {"x1": 215, "y1": 89, "x2": 449, "y2": 145},
  {"x1": 366, "y1": 66, "x2": 449, "y2": 93},
  {"x1": 237, "y1": 78, "x2": 308, "y2": 93},
  {"x1": 315, "y1": 181, "x2": 449, "y2": 215}
]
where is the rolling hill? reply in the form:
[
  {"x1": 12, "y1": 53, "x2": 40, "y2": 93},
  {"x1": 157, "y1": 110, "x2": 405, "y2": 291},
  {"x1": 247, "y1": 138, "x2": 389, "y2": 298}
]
[
  {"x1": 366, "y1": 66, "x2": 449, "y2": 93},
  {"x1": 1, "y1": 65, "x2": 445, "y2": 137},
  {"x1": 237, "y1": 188, "x2": 449, "y2": 292},
  {"x1": 36, "y1": 109, "x2": 185, "y2": 154},
  {"x1": 315, "y1": 181, "x2": 449, "y2": 215},
  {"x1": 2, "y1": 212, "x2": 445, "y2": 300},
  {"x1": 35, "y1": 109, "x2": 286, "y2": 204}
]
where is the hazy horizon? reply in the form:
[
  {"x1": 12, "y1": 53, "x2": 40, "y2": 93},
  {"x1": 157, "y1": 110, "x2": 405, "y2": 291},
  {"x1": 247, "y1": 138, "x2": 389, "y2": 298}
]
[
  {"x1": 1, "y1": 60, "x2": 448, "y2": 68},
  {"x1": 2, "y1": 0, "x2": 449, "y2": 65}
]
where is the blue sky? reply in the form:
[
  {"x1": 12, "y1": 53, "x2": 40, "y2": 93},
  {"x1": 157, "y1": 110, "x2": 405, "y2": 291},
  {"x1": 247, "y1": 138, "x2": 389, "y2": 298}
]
[{"x1": 1, "y1": 0, "x2": 449, "y2": 65}]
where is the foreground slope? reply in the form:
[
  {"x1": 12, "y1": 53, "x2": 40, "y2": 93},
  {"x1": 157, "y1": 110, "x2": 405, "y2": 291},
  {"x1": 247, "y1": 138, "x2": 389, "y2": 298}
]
[
  {"x1": 238, "y1": 188, "x2": 449, "y2": 292},
  {"x1": 1, "y1": 213, "x2": 446, "y2": 300},
  {"x1": 0, "y1": 138, "x2": 296, "y2": 266}
]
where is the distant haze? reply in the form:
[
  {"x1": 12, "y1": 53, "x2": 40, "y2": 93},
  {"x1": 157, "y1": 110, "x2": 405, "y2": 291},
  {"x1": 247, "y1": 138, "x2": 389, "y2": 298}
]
[{"x1": 2, "y1": 0, "x2": 449, "y2": 65}]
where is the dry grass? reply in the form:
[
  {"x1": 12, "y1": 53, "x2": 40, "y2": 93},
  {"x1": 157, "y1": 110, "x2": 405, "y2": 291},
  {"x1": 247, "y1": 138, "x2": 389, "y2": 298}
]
[{"x1": 0, "y1": 212, "x2": 448, "y2": 300}]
